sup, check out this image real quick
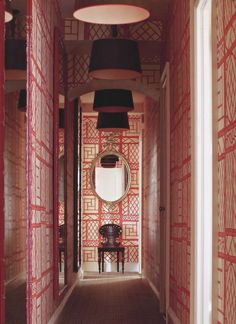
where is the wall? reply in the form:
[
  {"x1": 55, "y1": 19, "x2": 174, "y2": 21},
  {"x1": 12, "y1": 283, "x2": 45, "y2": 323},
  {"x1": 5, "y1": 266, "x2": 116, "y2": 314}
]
[
  {"x1": 216, "y1": 1, "x2": 236, "y2": 323},
  {"x1": 82, "y1": 114, "x2": 142, "y2": 271},
  {"x1": 27, "y1": 0, "x2": 76, "y2": 322},
  {"x1": 0, "y1": 4, "x2": 5, "y2": 321},
  {"x1": 166, "y1": 0, "x2": 191, "y2": 322},
  {"x1": 4, "y1": 92, "x2": 26, "y2": 282},
  {"x1": 143, "y1": 97, "x2": 161, "y2": 292}
]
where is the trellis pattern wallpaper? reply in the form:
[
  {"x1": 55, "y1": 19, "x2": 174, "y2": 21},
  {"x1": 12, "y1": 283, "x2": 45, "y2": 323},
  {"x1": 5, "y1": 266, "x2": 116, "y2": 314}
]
[
  {"x1": 216, "y1": 1, "x2": 236, "y2": 323},
  {"x1": 167, "y1": 0, "x2": 191, "y2": 322},
  {"x1": 4, "y1": 93, "x2": 26, "y2": 283},
  {"x1": 26, "y1": 0, "x2": 75, "y2": 322},
  {"x1": 143, "y1": 97, "x2": 161, "y2": 292},
  {"x1": 82, "y1": 114, "x2": 142, "y2": 267}
]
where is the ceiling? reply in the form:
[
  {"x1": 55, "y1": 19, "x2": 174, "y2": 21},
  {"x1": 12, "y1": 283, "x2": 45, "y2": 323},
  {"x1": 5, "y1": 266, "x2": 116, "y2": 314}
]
[
  {"x1": 12, "y1": 0, "x2": 170, "y2": 21},
  {"x1": 58, "y1": 0, "x2": 170, "y2": 20},
  {"x1": 11, "y1": 0, "x2": 167, "y2": 108}
]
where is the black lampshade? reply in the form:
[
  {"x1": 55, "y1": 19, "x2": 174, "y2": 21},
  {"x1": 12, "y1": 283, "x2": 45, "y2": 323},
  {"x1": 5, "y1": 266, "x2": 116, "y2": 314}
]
[
  {"x1": 89, "y1": 39, "x2": 141, "y2": 80},
  {"x1": 73, "y1": 0, "x2": 150, "y2": 25},
  {"x1": 96, "y1": 112, "x2": 130, "y2": 132},
  {"x1": 5, "y1": 39, "x2": 26, "y2": 70},
  {"x1": 18, "y1": 89, "x2": 26, "y2": 112},
  {"x1": 101, "y1": 154, "x2": 119, "y2": 168},
  {"x1": 94, "y1": 89, "x2": 134, "y2": 113}
]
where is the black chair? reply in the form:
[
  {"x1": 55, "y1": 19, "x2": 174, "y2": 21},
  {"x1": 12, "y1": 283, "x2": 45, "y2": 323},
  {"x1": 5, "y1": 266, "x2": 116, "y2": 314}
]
[{"x1": 98, "y1": 224, "x2": 125, "y2": 273}]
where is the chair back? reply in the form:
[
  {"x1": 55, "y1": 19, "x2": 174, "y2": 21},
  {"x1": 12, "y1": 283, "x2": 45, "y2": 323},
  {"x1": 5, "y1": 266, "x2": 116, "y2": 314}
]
[{"x1": 99, "y1": 223, "x2": 122, "y2": 246}]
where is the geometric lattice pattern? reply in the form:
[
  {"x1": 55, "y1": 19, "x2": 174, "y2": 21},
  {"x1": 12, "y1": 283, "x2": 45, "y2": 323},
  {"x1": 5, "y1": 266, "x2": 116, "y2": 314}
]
[
  {"x1": 27, "y1": 0, "x2": 63, "y2": 322},
  {"x1": 216, "y1": 1, "x2": 236, "y2": 323},
  {"x1": 143, "y1": 97, "x2": 161, "y2": 297},
  {"x1": 64, "y1": 18, "x2": 163, "y2": 42},
  {"x1": 129, "y1": 20, "x2": 163, "y2": 41},
  {"x1": 4, "y1": 93, "x2": 27, "y2": 282},
  {"x1": 82, "y1": 114, "x2": 142, "y2": 264},
  {"x1": 167, "y1": 1, "x2": 191, "y2": 323}
]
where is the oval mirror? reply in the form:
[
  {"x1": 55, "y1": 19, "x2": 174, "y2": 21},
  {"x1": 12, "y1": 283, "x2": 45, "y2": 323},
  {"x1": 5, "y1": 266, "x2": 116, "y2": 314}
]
[{"x1": 90, "y1": 150, "x2": 131, "y2": 204}]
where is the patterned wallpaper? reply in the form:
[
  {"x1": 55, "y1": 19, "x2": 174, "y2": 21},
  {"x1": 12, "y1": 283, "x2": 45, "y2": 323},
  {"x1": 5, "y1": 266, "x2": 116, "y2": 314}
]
[
  {"x1": 216, "y1": 1, "x2": 236, "y2": 323},
  {"x1": 82, "y1": 114, "x2": 142, "y2": 268},
  {"x1": 26, "y1": 0, "x2": 74, "y2": 322},
  {"x1": 166, "y1": 0, "x2": 191, "y2": 322},
  {"x1": 4, "y1": 93, "x2": 26, "y2": 283},
  {"x1": 143, "y1": 97, "x2": 161, "y2": 292}
]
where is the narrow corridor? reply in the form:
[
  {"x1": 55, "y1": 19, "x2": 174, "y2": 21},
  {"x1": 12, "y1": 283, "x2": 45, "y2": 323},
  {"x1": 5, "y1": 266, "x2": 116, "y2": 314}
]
[{"x1": 56, "y1": 275, "x2": 165, "y2": 324}]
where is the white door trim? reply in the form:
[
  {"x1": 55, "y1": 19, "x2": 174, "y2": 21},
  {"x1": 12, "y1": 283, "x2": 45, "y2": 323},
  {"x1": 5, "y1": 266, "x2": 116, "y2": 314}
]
[
  {"x1": 192, "y1": 0, "x2": 213, "y2": 323},
  {"x1": 160, "y1": 62, "x2": 170, "y2": 316}
]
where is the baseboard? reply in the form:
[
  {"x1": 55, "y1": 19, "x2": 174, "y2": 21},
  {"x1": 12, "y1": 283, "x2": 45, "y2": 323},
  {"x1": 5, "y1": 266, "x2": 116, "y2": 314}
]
[
  {"x1": 82, "y1": 262, "x2": 139, "y2": 272},
  {"x1": 48, "y1": 276, "x2": 79, "y2": 324},
  {"x1": 167, "y1": 307, "x2": 181, "y2": 324},
  {"x1": 145, "y1": 277, "x2": 160, "y2": 300}
]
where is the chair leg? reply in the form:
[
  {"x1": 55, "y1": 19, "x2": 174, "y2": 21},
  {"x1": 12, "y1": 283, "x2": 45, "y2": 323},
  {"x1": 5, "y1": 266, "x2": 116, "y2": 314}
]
[
  {"x1": 98, "y1": 250, "x2": 101, "y2": 273},
  {"x1": 122, "y1": 250, "x2": 124, "y2": 273},
  {"x1": 117, "y1": 251, "x2": 119, "y2": 272},
  {"x1": 102, "y1": 251, "x2": 104, "y2": 272}
]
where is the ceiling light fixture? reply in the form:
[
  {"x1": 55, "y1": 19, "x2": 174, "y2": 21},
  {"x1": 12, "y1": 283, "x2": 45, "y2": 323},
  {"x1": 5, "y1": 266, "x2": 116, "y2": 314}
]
[
  {"x1": 96, "y1": 112, "x2": 130, "y2": 132},
  {"x1": 93, "y1": 89, "x2": 134, "y2": 112},
  {"x1": 89, "y1": 38, "x2": 141, "y2": 80},
  {"x1": 5, "y1": 0, "x2": 13, "y2": 23},
  {"x1": 73, "y1": 0, "x2": 150, "y2": 25}
]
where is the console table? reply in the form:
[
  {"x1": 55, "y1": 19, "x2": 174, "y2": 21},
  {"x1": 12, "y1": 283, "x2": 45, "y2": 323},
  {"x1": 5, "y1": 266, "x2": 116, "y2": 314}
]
[{"x1": 98, "y1": 245, "x2": 125, "y2": 273}]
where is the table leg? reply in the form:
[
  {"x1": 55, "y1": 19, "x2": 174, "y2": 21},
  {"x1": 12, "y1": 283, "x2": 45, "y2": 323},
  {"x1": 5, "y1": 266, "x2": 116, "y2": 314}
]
[
  {"x1": 122, "y1": 250, "x2": 124, "y2": 273},
  {"x1": 102, "y1": 251, "x2": 104, "y2": 272},
  {"x1": 98, "y1": 250, "x2": 101, "y2": 273},
  {"x1": 117, "y1": 251, "x2": 119, "y2": 272}
]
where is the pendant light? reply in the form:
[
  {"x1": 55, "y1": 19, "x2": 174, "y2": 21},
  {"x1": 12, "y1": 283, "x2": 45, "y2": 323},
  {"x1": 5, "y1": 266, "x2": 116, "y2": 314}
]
[
  {"x1": 100, "y1": 155, "x2": 119, "y2": 168},
  {"x1": 5, "y1": 0, "x2": 13, "y2": 23},
  {"x1": 93, "y1": 89, "x2": 134, "y2": 113},
  {"x1": 73, "y1": 0, "x2": 150, "y2": 25},
  {"x1": 89, "y1": 38, "x2": 141, "y2": 80},
  {"x1": 96, "y1": 112, "x2": 130, "y2": 132}
]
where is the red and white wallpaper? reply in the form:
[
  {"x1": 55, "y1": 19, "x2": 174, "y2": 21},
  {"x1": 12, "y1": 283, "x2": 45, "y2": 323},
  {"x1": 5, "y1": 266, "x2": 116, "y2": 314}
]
[
  {"x1": 143, "y1": 97, "x2": 161, "y2": 292},
  {"x1": 4, "y1": 93, "x2": 26, "y2": 282},
  {"x1": 166, "y1": 0, "x2": 191, "y2": 322},
  {"x1": 82, "y1": 114, "x2": 142, "y2": 268},
  {"x1": 216, "y1": 1, "x2": 236, "y2": 323},
  {"x1": 26, "y1": 0, "x2": 70, "y2": 322}
]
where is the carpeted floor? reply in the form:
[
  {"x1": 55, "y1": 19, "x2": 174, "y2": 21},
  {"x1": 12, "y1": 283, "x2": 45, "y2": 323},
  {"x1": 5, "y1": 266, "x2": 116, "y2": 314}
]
[
  {"x1": 56, "y1": 275, "x2": 166, "y2": 324},
  {"x1": 5, "y1": 276, "x2": 26, "y2": 324}
]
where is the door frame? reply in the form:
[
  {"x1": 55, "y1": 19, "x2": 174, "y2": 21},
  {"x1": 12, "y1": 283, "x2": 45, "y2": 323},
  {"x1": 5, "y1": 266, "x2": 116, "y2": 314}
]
[
  {"x1": 160, "y1": 62, "x2": 170, "y2": 315},
  {"x1": 0, "y1": 4, "x2": 5, "y2": 323},
  {"x1": 191, "y1": 0, "x2": 216, "y2": 322}
]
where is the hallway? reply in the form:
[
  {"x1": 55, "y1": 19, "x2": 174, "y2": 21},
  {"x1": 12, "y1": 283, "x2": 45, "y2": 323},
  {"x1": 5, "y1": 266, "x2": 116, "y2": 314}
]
[
  {"x1": 1, "y1": 0, "x2": 235, "y2": 323},
  {"x1": 56, "y1": 275, "x2": 165, "y2": 324}
]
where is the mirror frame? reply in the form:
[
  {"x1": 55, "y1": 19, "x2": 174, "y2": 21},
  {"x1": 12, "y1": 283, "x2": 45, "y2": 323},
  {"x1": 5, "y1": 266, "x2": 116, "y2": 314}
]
[
  {"x1": 90, "y1": 150, "x2": 131, "y2": 204},
  {"x1": 53, "y1": 27, "x2": 68, "y2": 298}
]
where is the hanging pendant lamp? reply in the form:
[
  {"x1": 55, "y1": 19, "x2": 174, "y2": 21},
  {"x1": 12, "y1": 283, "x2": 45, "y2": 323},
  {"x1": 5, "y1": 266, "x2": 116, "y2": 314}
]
[
  {"x1": 93, "y1": 89, "x2": 134, "y2": 113},
  {"x1": 73, "y1": 0, "x2": 150, "y2": 25},
  {"x1": 96, "y1": 112, "x2": 130, "y2": 132},
  {"x1": 5, "y1": 0, "x2": 13, "y2": 23},
  {"x1": 100, "y1": 155, "x2": 119, "y2": 168},
  {"x1": 89, "y1": 38, "x2": 141, "y2": 80}
]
